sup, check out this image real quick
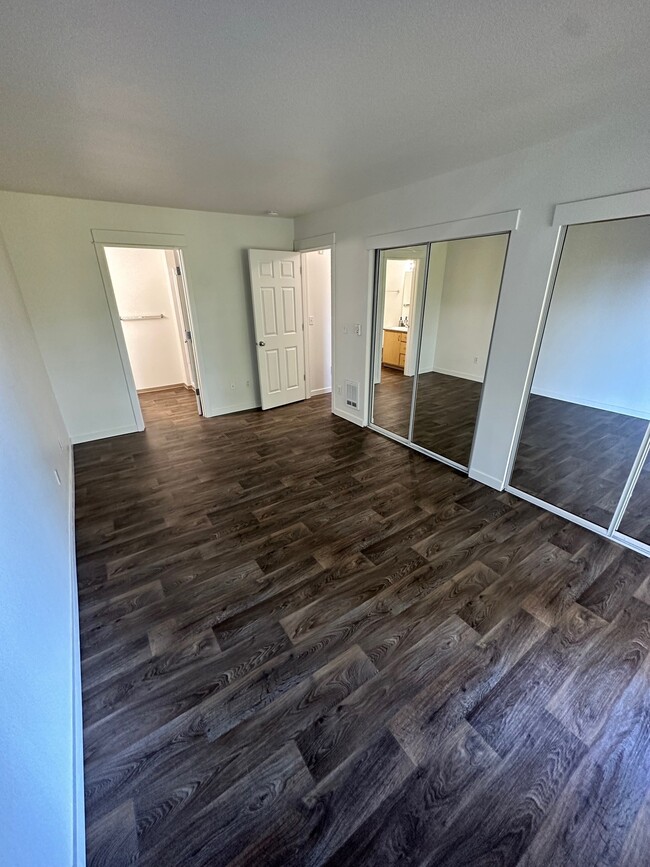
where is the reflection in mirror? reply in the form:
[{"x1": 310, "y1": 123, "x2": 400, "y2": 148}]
[
  {"x1": 617, "y1": 443, "x2": 650, "y2": 546},
  {"x1": 412, "y1": 234, "x2": 509, "y2": 466},
  {"x1": 510, "y1": 216, "x2": 650, "y2": 527},
  {"x1": 371, "y1": 245, "x2": 427, "y2": 438}
]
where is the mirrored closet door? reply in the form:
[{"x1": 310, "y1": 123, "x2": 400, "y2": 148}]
[
  {"x1": 371, "y1": 245, "x2": 427, "y2": 439},
  {"x1": 509, "y1": 215, "x2": 650, "y2": 547},
  {"x1": 369, "y1": 233, "x2": 510, "y2": 470}
]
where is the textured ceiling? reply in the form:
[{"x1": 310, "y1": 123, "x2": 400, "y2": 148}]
[{"x1": 1, "y1": 0, "x2": 649, "y2": 216}]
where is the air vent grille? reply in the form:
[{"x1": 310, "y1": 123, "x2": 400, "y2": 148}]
[{"x1": 345, "y1": 380, "x2": 359, "y2": 409}]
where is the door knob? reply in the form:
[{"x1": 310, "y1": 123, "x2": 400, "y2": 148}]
[{"x1": 258, "y1": 341, "x2": 266, "y2": 346}]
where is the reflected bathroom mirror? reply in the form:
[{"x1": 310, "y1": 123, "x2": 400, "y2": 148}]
[
  {"x1": 411, "y1": 233, "x2": 509, "y2": 467},
  {"x1": 510, "y1": 216, "x2": 650, "y2": 528},
  {"x1": 370, "y1": 245, "x2": 427, "y2": 438}
]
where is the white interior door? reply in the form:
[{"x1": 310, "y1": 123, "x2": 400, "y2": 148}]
[{"x1": 248, "y1": 249, "x2": 306, "y2": 410}]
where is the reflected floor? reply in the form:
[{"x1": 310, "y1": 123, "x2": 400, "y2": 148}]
[
  {"x1": 372, "y1": 368, "x2": 482, "y2": 466},
  {"x1": 616, "y1": 452, "x2": 650, "y2": 545},
  {"x1": 511, "y1": 394, "x2": 648, "y2": 528}
]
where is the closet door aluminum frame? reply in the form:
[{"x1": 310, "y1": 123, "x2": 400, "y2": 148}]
[
  {"x1": 367, "y1": 242, "x2": 471, "y2": 471},
  {"x1": 504, "y1": 218, "x2": 650, "y2": 559},
  {"x1": 368, "y1": 235, "x2": 505, "y2": 475}
]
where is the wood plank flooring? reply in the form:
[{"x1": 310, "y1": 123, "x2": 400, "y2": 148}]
[{"x1": 76, "y1": 387, "x2": 650, "y2": 866}]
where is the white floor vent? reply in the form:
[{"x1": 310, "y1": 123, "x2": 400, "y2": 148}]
[{"x1": 345, "y1": 380, "x2": 360, "y2": 409}]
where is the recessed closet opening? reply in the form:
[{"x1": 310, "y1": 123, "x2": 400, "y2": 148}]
[
  {"x1": 102, "y1": 246, "x2": 203, "y2": 425},
  {"x1": 369, "y1": 231, "x2": 510, "y2": 472}
]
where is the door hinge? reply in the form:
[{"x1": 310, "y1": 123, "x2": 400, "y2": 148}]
[
  {"x1": 176, "y1": 266, "x2": 182, "y2": 276},
  {"x1": 304, "y1": 374, "x2": 306, "y2": 380},
  {"x1": 185, "y1": 330, "x2": 192, "y2": 340},
  {"x1": 196, "y1": 388, "x2": 200, "y2": 395}
]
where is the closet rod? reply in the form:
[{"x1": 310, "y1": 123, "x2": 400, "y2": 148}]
[{"x1": 119, "y1": 314, "x2": 165, "y2": 321}]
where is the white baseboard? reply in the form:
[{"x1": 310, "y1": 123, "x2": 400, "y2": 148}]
[
  {"x1": 68, "y1": 447, "x2": 86, "y2": 866},
  {"x1": 71, "y1": 423, "x2": 139, "y2": 444},
  {"x1": 427, "y1": 365, "x2": 484, "y2": 383},
  {"x1": 531, "y1": 387, "x2": 650, "y2": 420},
  {"x1": 333, "y1": 407, "x2": 365, "y2": 427},
  {"x1": 469, "y1": 467, "x2": 505, "y2": 490},
  {"x1": 310, "y1": 387, "x2": 332, "y2": 396}
]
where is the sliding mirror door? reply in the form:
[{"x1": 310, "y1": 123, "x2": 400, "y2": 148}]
[
  {"x1": 412, "y1": 234, "x2": 509, "y2": 466},
  {"x1": 369, "y1": 232, "x2": 510, "y2": 470},
  {"x1": 510, "y1": 216, "x2": 650, "y2": 530},
  {"x1": 370, "y1": 245, "x2": 427, "y2": 438}
]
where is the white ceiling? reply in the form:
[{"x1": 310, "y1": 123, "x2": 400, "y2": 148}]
[{"x1": 1, "y1": 1, "x2": 649, "y2": 217}]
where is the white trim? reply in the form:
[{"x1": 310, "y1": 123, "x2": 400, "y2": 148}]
[
  {"x1": 530, "y1": 387, "x2": 650, "y2": 421},
  {"x1": 334, "y1": 407, "x2": 365, "y2": 427},
  {"x1": 365, "y1": 209, "x2": 520, "y2": 250},
  {"x1": 553, "y1": 187, "x2": 650, "y2": 228},
  {"x1": 310, "y1": 387, "x2": 332, "y2": 396},
  {"x1": 71, "y1": 423, "x2": 138, "y2": 444},
  {"x1": 294, "y1": 232, "x2": 335, "y2": 252},
  {"x1": 469, "y1": 468, "x2": 504, "y2": 490},
  {"x1": 68, "y1": 448, "x2": 86, "y2": 866},
  {"x1": 91, "y1": 229, "x2": 187, "y2": 248}
]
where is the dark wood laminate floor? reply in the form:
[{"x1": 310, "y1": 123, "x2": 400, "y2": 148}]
[
  {"x1": 76, "y1": 387, "x2": 650, "y2": 866},
  {"x1": 372, "y1": 368, "x2": 482, "y2": 466}
]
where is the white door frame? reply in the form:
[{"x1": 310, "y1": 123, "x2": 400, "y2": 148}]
[
  {"x1": 91, "y1": 229, "x2": 207, "y2": 431},
  {"x1": 300, "y1": 248, "x2": 334, "y2": 400},
  {"x1": 294, "y1": 234, "x2": 335, "y2": 412}
]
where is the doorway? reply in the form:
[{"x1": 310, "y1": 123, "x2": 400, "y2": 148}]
[
  {"x1": 248, "y1": 246, "x2": 332, "y2": 411},
  {"x1": 101, "y1": 246, "x2": 203, "y2": 425}
]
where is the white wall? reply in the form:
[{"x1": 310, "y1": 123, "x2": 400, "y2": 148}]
[
  {"x1": 105, "y1": 247, "x2": 186, "y2": 391},
  {"x1": 432, "y1": 234, "x2": 508, "y2": 382},
  {"x1": 294, "y1": 113, "x2": 650, "y2": 488},
  {"x1": 0, "y1": 228, "x2": 82, "y2": 866},
  {"x1": 0, "y1": 193, "x2": 293, "y2": 442},
  {"x1": 304, "y1": 249, "x2": 332, "y2": 395},
  {"x1": 533, "y1": 217, "x2": 650, "y2": 418}
]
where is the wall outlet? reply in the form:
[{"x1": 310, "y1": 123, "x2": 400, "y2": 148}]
[
  {"x1": 474, "y1": 356, "x2": 479, "y2": 364},
  {"x1": 230, "y1": 382, "x2": 236, "y2": 390},
  {"x1": 354, "y1": 323, "x2": 362, "y2": 336},
  {"x1": 246, "y1": 380, "x2": 250, "y2": 387},
  {"x1": 343, "y1": 325, "x2": 349, "y2": 334},
  {"x1": 309, "y1": 315, "x2": 315, "y2": 326},
  {"x1": 337, "y1": 384, "x2": 342, "y2": 394}
]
